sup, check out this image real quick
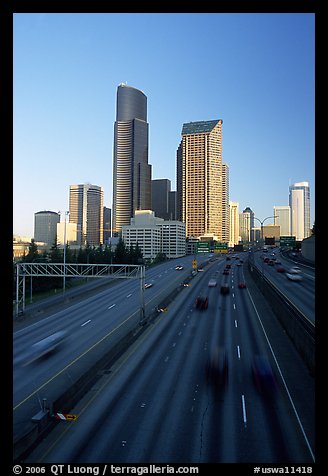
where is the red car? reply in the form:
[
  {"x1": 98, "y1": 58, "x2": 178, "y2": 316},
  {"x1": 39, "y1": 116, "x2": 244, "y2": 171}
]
[
  {"x1": 195, "y1": 295, "x2": 208, "y2": 310},
  {"x1": 276, "y1": 267, "x2": 285, "y2": 273},
  {"x1": 238, "y1": 282, "x2": 246, "y2": 289}
]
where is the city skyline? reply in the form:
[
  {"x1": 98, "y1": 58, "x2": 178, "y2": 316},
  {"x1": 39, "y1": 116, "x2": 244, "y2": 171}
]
[{"x1": 13, "y1": 13, "x2": 315, "y2": 237}]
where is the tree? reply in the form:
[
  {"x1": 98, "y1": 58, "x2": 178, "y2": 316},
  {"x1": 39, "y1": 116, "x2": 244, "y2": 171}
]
[
  {"x1": 103, "y1": 243, "x2": 113, "y2": 264},
  {"x1": 49, "y1": 236, "x2": 62, "y2": 262},
  {"x1": 113, "y1": 237, "x2": 129, "y2": 263},
  {"x1": 130, "y1": 242, "x2": 143, "y2": 264},
  {"x1": 24, "y1": 239, "x2": 38, "y2": 262}
]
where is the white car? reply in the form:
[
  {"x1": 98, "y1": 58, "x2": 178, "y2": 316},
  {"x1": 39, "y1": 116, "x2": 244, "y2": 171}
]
[
  {"x1": 286, "y1": 268, "x2": 303, "y2": 281},
  {"x1": 289, "y1": 266, "x2": 302, "y2": 274},
  {"x1": 208, "y1": 278, "x2": 217, "y2": 287}
]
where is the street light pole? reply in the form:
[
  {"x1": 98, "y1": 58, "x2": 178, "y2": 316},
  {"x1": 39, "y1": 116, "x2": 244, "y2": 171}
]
[
  {"x1": 253, "y1": 216, "x2": 277, "y2": 287},
  {"x1": 59, "y1": 210, "x2": 69, "y2": 294},
  {"x1": 254, "y1": 216, "x2": 277, "y2": 243}
]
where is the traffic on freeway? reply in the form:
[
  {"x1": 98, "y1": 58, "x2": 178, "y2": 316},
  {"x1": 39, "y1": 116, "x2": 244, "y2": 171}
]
[
  {"x1": 250, "y1": 248, "x2": 315, "y2": 324},
  {"x1": 16, "y1": 253, "x2": 315, "y2": 464}
]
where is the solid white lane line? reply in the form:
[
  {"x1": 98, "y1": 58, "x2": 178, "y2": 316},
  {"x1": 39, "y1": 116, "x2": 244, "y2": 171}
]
[
  {"x1": 246, "y1": 287, "x2": 315, "y2": 462},
  {"x1": 241, "y1": 394, "x2": 247, "y2": 427},
  {"x1": 81, "y1": 319, "x2": 91, "y2": 327}
]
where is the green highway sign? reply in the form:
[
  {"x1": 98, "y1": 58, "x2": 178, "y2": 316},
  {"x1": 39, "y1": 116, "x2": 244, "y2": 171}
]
[
  {"x1": 214, "y1": 242, "x2": 228, "y2": 252},
  {"x1": 280, "y1": 236, "x2": 296, "y2": 247},
  {"x1": 196, "y1": 241, "x2": 210, "y2": 253}
]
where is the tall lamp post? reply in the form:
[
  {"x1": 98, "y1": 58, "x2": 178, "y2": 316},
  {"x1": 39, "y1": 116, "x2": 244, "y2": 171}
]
[
  {"x1": 254, "y1": 216, "x2": 277, "y2": 243},
  {"x1": 254, "y1": 215, "x2": 277, "y2": 285},
  {"x1": 59, "y1": 210, "x2": 69, "y2": 293}
]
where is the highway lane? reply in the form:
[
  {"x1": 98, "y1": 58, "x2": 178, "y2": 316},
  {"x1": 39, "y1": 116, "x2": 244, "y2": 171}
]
[
  {"x1": 13, "y1": 255, "x2": 216, "y2": 438},
  {"x1": 251, "y1": 249, "x2": 315, "y2": 323},
  {"x1": 26, "y1": 256, "x2": 315, "y2": 464}
]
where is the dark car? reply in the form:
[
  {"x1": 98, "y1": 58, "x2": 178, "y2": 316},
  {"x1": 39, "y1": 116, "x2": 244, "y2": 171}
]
[
  {"x1": 195, "y1": 295, "x2": 208, "y2": 310},
  {"x1": 206, "y1": 345, "x2": 228, "y2": 389},
  {"x1": 252, "y1": 354, "x2": 276, "y2": 396},
  {"x1": 238, "y1": 282, "x2": 246, "y2": 289},
  {"x1": 220, "y1": 283, "x2": 230, "y2": 295}
]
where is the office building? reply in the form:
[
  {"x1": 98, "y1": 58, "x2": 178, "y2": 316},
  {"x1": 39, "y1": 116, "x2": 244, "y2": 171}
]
[
  {"x1": 289, "y1": 182, "x2": 311, "y2": 240},
  {"x1": 274, "y1": 206, "x2": 291, "y2": 236},
  {"x1": 262, "y1": 224, "x2": 280, "y2": 242},
  {"x1": 239, "y1": 207, "x2": 255, "y2": 242},
  {"x1": 176, "y1": 119, "x2": 228, "y2": 240},
  {"x1": 122, "y1": 210, "x2": 186, "y2": 259},
  {"x1": 57, "y1": 222, "x2": 78, "y2": 246},
  {"x1": 152, "y1": 179, "x2": 171, "y2": 220},
  {"x1": 103, "y1": 207, "x2": 112, "y2": 243},
  {"x1": 69, "y1": 184, "x2": 104, "y2": 247},
  {"x1": 221, "y1": 164, "x2": 230, "y2": 242},
  {"x1": 34, "y1": 211, "x2": 60, "y2": 247},
  {"x1": 112, "y1": 84, "x2": 152, "y2": 235},
  {"x1": 229, "y1": 201, "x2": 239, "y2": 247},
  {"x1": 168, "y1": 191, "x2": 177, "y2": 220}
]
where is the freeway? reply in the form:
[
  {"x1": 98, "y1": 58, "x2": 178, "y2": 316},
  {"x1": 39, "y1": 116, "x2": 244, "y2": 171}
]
[
  {"x1": 250, "y1": 248, "x2": 315, "y2": 324},
  {"x1": 13, "y1": 255, "x2": 210, "y2": 439},
  {"x1": 24, "y1": 254, "x2": 315, "y2": 464}
]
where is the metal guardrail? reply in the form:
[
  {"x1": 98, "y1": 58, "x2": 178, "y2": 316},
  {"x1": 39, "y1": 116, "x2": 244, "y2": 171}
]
[{"x1": 248, "y1": 254, "x2": 314, "y2": 374}]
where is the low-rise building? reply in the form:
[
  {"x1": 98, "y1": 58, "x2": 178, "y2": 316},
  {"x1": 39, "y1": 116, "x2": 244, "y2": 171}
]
[{"x1": 122, "y1": 210, "x2": 186, "y2": 260}]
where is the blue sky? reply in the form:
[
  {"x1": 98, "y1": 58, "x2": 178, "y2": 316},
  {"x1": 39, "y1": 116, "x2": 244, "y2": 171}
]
[{"x1": 13, "y1": 13, "x2": 315, "y2": 237}]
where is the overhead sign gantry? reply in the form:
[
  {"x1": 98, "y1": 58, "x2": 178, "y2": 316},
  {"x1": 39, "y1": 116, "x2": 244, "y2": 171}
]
[{"x1": 15, "y1": 263, "x2": 146, "y2": 324}]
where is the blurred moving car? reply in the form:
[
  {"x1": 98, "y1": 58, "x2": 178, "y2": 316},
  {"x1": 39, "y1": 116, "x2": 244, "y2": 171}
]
[
  {"x1": 206, "y1": 345, "x2": 228, "y2": 389},
  {"x1": 286, "y1": 267, "x2": 303, "y2": 281},
  {"x1": 175, "y1": 265, "x2": 184, "y2": 270},
  {"x1": 252, "y1": 354, "x2": 276, "y2": 396},
  {"x1": 276, "y1": 266, "x2": 285, "y2": 273},
  {"x1": 195, "y1": 295, "x2": 208, "y2": 310},
  {"x1": 208, "y1": 278, "x2": 217, "y2": 287},
  {"x1": 15, "y1": 330, "x2": 68, "y2": 367},
  {"x1": 238, "y1": 282, "x2": 246, "y2": 289},
  {"x1": 289, "y1": 266, "x2": 302, "y2": 273},
  {"x1": 144, "y1": 283, "x2": 153, "y2": 288},
  {"x1": 220, "y1": 283, "x2": 230, "y2": 295}
]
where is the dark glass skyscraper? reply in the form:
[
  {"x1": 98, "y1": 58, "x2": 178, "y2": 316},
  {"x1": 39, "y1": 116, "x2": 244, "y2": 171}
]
[{"x1": 112, "y1": 84, "x2": 151, "y2": 235}]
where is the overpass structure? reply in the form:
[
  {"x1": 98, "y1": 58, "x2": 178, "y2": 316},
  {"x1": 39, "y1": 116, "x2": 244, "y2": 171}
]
[{"x1": 15, "y1": 263, "x2": 146, "y2": 322}]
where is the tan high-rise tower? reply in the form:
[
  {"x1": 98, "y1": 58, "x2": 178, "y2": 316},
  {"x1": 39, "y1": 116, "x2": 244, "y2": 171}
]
[
  {"x1": 177, "y1": 119, "x2": 228, "y2": 240},
  {"x1": 69, "y1": 183, "x2": 104, "y2": 246}
]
